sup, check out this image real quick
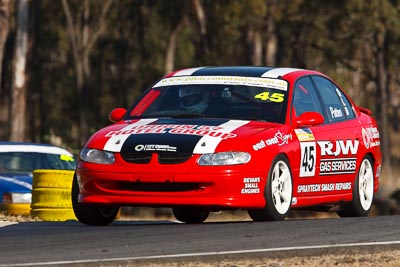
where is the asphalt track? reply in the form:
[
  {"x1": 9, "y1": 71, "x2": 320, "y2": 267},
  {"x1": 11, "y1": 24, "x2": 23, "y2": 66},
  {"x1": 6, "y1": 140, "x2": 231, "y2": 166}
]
[{"x1": 0, "y1": 215, "x2": 399, "y2": 266}]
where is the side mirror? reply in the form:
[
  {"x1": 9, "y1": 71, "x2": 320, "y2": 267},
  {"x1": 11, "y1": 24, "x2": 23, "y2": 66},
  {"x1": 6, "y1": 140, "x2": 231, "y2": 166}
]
[
  {"x1": 294, "y1": 111, "x2": 324, "y2": 127},
  {"x1": 109, "y1": 108, "x2": 127, "y2": 123}
]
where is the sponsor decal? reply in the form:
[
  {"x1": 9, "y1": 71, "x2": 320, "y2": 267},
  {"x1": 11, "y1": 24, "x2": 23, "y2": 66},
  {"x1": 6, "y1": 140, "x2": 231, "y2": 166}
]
[
  {"x1": 300, "y1": 142, "x2": 316, "y2": 177},
  {"x1": 320, "y1": 158, "x2": 357, "y2": 175},
  {"x1": 294, "y1": 128, "x2": 315, "y2": 141},
  {"x1": 241, "y1": 177, "x2": 261, "y2": 194},
  {"x1": 318, "y1": 140, "x2": 359, "y2": 156},
  {"x1": 297, "y1": 184, "x2": 320, "y2": 193},
  {"x1": 335, "y1": 88, "x2": 350, "y2": 116},
  {"x1": 335, "y1": 88, "x2": 343, "y2": 97},
  {"x1": 104, "y1": 118, "x2": 158, "y2": 152},
  {"x1": 153, "y1": 76, "x2": 288, "y2": 91},
  {"x1": 266, "y1": 131, "x2": 293, "y2": 146},
  {"x1": 253, "y1": 131, "x2": 293, "y2": 151},
  {"x1": 106, "y1": 124, "x2": 237, "y2": 140},
  {"x1": 329, "y1": 107, "x2": 343, "y2": 118},
  {"x1": 253, "y1": 140, "x2": 266, "y2": 151},
  {"x1": 299, "y1": 139, "x2": 359, "y2": 177},
  {"x1": 134, "y1": 144, "x2": 177, "y2": 152},
  {"x1": 297, "y1": 182, "x2": 351, "y2": 193},
  {"x1": 362, "y1": 126, "x2": 380, "y2": 149},
  {"x1": 254, "y1": 92, "x2": 285, "y2": 103},
  {"x1": 104, "y1": 119, "x2": 248, "y2": 154}
]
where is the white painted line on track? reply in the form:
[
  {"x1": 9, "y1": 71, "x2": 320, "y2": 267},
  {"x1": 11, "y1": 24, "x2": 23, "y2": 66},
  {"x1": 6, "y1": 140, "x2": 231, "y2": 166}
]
[
  {"x1": 0, "y1": 221, "x2": 18, "y2": 227},
  {"x1": 1, "y1": 240, "x2": 400, "y2": 266}
]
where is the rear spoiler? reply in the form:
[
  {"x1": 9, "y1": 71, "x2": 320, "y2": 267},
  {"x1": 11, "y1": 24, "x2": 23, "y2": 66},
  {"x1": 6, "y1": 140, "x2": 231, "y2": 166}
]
[{"x1": 357, "y1": 106, "x2": 372, "y2": 115}]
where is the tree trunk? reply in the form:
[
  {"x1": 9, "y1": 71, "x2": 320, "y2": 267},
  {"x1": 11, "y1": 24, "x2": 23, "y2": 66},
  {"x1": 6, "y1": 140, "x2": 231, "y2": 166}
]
[
  {"x1": 165, "y1": 20, "x2": 183, "y2": 74},
  {"x1": 0, "y1": 0, "x2": 10, "y2": 93},
  {"x1": 264, "y1": 2, "x2": 277, "y2": 66},
  {"x1": 192, "y1": 0, "x2": 208, "y2": 55},
  {"x1": 247, "y1": 29, "x2": 262, "y2": 66},
  {"x1": 375, "y1": 30, "x2": 391, "y2": 168},
  {"x1": 10, "y1": 0, "x2": 29, "y2": 142},
  {"x1": 62, "y1": 0, "x2": 112, "y2": 146},
  {"x1": 265, "y1": 17, "x2": 277, "y2": 66}
]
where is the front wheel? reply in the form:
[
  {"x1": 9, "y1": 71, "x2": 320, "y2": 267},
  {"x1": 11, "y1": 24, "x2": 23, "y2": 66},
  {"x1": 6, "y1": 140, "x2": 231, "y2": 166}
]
[
  {"x1": 172, "y1": 207, "x2": 209, "y2": 223},
  {"x1": 71, "y1": 173, "x2": 120, "y2": 226},
  {"x1": 337, "y1": 155, "x2": 374, "y2": 217},
  {"x1": 248, "y1": 155, "x2": 293, "y2": 221}
]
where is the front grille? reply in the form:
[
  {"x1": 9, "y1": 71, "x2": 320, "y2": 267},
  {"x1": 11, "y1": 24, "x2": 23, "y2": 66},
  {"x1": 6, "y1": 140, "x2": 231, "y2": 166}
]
[
  {"x1": 158, "y1": 153, "x2": 192, "y2": 164},
  {"x1": 118, "y1": 182, "x2": 200, "y2": 192},
  {"x1": 120, "y1": 152, "x2": 152, "y2": 164},
  {"x1": 120, "y1": 152, "x2": 193, "y2": 164}
]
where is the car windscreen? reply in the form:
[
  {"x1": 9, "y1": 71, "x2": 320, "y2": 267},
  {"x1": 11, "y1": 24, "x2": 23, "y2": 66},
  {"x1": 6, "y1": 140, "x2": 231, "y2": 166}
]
[
  {"x1": 128, "y1": 76, "x2": 289, "y2": 123},
  {"x1": 0, "y1": 152, "x2": 76, "y2": 172}
]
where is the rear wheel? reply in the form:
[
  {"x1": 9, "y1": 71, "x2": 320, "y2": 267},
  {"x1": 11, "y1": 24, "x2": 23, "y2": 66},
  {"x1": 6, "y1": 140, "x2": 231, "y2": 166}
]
[
  {"x1": 337, "y1": 156, "x2": 374, "y2": 217},
  {"x1": 172, "y1": 207, "x2": 209, "y2": 223},
  {"x1": 71, "y1": 173, "x2": 119, "y2": 226},
  {"x1": 248, "y1": 155, "x2": 292, "y2": 221}
]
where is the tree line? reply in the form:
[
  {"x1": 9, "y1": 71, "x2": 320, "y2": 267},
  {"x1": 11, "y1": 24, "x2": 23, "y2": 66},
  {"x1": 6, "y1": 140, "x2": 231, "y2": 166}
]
[{"x1": 0, "y1": 0, "x2": 399, "y2": 170}]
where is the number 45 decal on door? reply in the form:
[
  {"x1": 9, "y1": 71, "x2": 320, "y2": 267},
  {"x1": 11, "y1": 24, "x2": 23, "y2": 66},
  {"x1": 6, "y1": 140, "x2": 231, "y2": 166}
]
[{"x1": 300, "y1": 142, "x2": 316, "y2": 177}]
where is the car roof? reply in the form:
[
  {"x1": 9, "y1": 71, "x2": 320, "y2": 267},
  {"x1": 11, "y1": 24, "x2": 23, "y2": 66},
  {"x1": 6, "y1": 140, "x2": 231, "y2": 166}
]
[
  {"x1": 166, "y1": 66, "x2": 322, "y2": 79},
  {"x1": 0, "y1": 142, "x2": 73, "y2": 156}
]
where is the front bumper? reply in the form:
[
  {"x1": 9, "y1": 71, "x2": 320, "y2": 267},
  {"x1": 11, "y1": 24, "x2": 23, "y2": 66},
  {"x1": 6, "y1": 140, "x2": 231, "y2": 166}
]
[{"x1": 76, "y1": 159, "x2": 268, "y2": 209}]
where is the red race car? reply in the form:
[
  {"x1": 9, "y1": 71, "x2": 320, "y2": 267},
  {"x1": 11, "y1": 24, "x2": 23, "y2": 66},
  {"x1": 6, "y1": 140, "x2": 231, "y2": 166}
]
[{"x1": 73, "y1": 67, "x2": 382, "y2": 225}]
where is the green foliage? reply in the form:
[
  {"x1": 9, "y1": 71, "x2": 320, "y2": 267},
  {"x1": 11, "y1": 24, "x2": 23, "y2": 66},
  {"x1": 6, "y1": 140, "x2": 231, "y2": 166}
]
[{"x1": 1, "y1": 0, "x2": 399, "y2": 153}]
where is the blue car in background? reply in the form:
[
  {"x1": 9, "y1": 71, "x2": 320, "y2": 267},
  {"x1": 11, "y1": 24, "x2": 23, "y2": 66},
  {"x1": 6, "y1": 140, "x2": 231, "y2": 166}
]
[{"x1": 0, "y1": 142, "x2": 76, "y2": 215}]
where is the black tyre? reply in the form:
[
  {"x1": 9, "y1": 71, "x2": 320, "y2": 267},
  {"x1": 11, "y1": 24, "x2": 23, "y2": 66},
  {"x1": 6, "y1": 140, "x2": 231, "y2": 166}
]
[
  {"x1": 337, "y1": 155, "x2": 374, "y2": 217},
  {"x1": 248, "y1": 155, "x2": 293, "y2": 221},
  {"x1": 71, "y1": 173, "x2": 119, "y2": 226},
  {"x1": 172, "y1": 207, "x2": 209, "y2": 223}
]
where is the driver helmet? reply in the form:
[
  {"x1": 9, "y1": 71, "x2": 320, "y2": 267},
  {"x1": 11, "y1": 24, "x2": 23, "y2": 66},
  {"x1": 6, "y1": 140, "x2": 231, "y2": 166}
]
[{"x1": 179, "y1": 86, "x2": 208, "y2": 113}]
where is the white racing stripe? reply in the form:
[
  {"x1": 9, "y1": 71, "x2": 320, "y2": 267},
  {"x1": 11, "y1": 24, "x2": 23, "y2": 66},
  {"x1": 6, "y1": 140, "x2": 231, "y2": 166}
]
[
  {"x1": 193, "y1": 120, "x2": 249, "y2": 154},
  {"x1": 3, "y1": 240, "x2": 400, "y2": 266},
  {"x1": 261, "y1": 67, "x2": 303, "y2": 78},
  {"x1": 0, "y1": 176, "x2": 32, "y2": 190},
  {"x1": 104, "y1": 119, "x2": 158, "y2": 152},
  {"x1": 172, "y1": 67, "x2": 205, "y2": 76}
]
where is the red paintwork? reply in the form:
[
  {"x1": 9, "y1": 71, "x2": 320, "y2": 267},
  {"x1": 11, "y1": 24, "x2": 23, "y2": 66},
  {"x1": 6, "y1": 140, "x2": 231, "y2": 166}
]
[{"x1": 76, "y1": 68, "x2": 382, "y2": 211}]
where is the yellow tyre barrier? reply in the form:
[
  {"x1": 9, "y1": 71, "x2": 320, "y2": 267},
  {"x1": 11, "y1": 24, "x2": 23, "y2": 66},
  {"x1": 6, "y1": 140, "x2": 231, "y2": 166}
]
[
  {"x1": 32, "y1": 170, "x2": 74, "y2": 188},
  {"x1": 2, "y1": 203, "x2": 31, "y2": 216},
  {"x1": 30, "y1": 208, "x2": 76, "y2": 221},
  {"x1": 31, "y1": 188, "x2": 72, "y2": 209},
  {"x1": 31, "y1": 170, "x2": 76, "y2": 221}
]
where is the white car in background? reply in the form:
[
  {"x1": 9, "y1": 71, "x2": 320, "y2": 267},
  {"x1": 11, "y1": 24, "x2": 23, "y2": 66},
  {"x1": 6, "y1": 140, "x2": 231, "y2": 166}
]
[{"x1": 0, "y1": 142, "x2": 76, "y2": 215}]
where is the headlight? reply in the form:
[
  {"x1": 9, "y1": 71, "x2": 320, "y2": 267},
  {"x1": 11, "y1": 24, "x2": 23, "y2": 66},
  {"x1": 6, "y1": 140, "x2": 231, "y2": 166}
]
[
  {"x1": 80, "y1": 148, "x2": 115, "y2": 164},
  {"x1": 197, "y1": 152, "x2": 251, "y2": 166},
  {"x1": 2, "y1": 193, "x2": 32, "y2": 204}
]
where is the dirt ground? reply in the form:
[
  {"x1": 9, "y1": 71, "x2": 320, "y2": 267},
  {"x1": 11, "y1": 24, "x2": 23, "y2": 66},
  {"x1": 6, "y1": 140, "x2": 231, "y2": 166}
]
[{"x1": 94, "y1": 248, "x2": 400, "y2": 267}]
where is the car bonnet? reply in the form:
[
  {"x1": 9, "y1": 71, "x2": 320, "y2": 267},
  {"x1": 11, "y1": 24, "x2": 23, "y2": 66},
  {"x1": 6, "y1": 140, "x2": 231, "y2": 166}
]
[{"x1": 90, "y1": 118, "x2": 279, "y2": 155}]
